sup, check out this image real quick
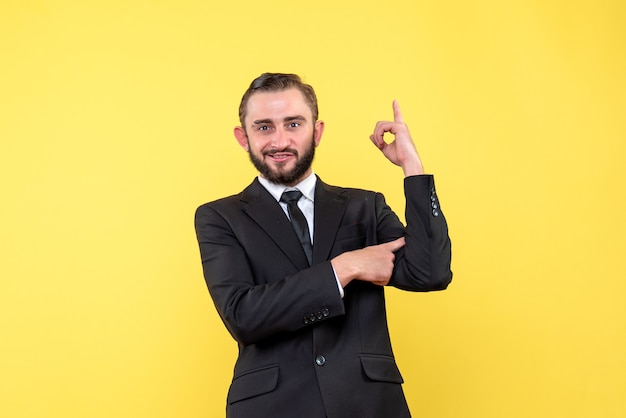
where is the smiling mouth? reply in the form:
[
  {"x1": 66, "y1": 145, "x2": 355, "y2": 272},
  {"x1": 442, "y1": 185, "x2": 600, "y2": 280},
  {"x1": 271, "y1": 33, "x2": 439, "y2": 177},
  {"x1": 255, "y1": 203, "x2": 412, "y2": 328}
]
[{"x1": 265, "y1": 150, "x2": 298, "y2": 162}]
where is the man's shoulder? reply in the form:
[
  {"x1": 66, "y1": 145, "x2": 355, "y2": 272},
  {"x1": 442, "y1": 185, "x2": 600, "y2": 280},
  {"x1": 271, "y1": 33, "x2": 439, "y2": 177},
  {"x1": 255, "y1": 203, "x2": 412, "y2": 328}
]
[
  {"x1": 197, "y1": 193, "x2": 240, "y2": 210},
  {"x1": 196, "y1": 179, "x2": 262, "y2": 211},
  {"x1": 316, "y1": 179, "x2": 380, "y2": 198},
  {"x1": 322, "y1": 175, "x2": 436, "y2": 203},
  {"x1": 194, "y1": 195, "x2": 241, "y2": 227}
]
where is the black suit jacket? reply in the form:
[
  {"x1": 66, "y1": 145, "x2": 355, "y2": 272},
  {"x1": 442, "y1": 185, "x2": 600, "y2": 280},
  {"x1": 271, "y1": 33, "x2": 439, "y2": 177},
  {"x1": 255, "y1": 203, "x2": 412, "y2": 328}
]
[{"x1": 195, "y1": 175, "x2": 452, "y2": 418}]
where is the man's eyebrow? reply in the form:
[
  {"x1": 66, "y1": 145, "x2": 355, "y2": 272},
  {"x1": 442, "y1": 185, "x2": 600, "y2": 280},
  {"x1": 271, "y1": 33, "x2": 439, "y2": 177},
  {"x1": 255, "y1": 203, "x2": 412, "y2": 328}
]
[
  {"x1": 251, "y1": 118, "x2": 274, "y2": 125},
  {"x1": 284, "y1": 115, "x2": 306, "y2": 122}
]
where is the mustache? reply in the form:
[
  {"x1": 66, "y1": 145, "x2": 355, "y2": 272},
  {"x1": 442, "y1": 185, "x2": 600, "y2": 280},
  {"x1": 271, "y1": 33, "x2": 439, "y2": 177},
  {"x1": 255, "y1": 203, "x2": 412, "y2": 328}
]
[{"x1": 263, "y1": 148, "x2": 299, "y2": 157}]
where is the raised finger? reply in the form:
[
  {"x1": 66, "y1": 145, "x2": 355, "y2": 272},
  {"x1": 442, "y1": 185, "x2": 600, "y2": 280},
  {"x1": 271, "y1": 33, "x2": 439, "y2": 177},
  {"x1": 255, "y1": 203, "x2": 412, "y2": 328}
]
[{"x1": 393, "y1": 100, "x2": 404, "y2": 124}]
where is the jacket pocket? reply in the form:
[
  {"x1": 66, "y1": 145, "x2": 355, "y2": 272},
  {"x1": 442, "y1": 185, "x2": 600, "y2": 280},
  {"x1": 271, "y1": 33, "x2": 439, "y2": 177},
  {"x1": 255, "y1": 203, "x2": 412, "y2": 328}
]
[
  {"x1": 227, "y1": 364, "x2": 279, "y2": 404},
  {"x1": 359, "y1": 354, "x2": 404, "y2": 384}
]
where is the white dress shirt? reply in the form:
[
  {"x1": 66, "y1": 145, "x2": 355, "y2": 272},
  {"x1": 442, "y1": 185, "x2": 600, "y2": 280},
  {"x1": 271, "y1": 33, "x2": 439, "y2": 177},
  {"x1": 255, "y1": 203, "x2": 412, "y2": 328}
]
[
  {"x1": 257, "y1": 172, "x2": 344, "y2": 297},
  {"x1": 258, "y1": 172, "x2": 316, "y2": 243}
]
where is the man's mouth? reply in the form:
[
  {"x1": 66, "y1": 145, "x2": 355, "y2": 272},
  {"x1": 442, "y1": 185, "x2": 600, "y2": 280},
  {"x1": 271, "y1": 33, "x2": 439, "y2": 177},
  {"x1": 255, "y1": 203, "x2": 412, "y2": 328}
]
[{"x1": 265, "y1": 150, "x2": 297, "y2": 162}]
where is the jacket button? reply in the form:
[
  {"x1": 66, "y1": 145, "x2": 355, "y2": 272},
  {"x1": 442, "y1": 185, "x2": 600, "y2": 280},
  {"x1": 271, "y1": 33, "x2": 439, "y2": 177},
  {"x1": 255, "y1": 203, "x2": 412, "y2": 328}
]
[
  {"x1": 432, "y1": 209, "x2": 439, "y2": 217},
  {"x1": 309, "y1": 313, "x2": 316, "y2": 322},
  {"x1": 322, "y1": 308, "x2": 330, "y2": 317},
  {"x1": 315, "y1": 355, "x2": 326, "y2": 366},
  {"x1": 303, "y1": 317, "x2": 310, "y2": 324}
]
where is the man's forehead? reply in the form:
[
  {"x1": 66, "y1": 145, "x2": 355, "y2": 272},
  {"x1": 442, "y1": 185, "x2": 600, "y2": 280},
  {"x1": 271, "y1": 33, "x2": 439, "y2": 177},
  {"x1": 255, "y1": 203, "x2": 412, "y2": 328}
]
[{"x1": 245, "y1": 88, "x2": 311, "y2": 120}]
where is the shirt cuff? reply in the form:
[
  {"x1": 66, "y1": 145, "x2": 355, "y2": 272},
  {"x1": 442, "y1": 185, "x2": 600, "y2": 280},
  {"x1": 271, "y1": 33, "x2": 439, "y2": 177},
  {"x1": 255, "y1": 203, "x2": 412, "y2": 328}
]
[{"x1": 330, "y1": 264, "x2": 345, "y2": 298}]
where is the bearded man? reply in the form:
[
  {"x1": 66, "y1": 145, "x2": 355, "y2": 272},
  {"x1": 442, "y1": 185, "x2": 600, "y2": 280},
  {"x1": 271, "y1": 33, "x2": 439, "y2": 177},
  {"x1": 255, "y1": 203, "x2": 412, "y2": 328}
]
[{"x1": 194, "y1": 73, "x2": 453, "y2": 418}]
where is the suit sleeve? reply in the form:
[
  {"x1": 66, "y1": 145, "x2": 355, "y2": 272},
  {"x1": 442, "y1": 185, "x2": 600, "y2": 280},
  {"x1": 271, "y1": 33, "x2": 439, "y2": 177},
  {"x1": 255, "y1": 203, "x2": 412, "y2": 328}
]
[
  {"x1": 194, "y1": 204, "x2": 345, "y2": 346},
  {"x1": 383, "y1": 175, "x2": 453, "y2": 291}
]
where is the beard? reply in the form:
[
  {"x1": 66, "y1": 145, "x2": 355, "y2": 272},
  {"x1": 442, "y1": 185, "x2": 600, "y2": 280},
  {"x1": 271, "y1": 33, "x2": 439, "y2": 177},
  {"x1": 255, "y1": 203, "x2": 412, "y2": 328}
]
[{"x1": 248, "y1": 136, "x2": 316, "y2": 186}]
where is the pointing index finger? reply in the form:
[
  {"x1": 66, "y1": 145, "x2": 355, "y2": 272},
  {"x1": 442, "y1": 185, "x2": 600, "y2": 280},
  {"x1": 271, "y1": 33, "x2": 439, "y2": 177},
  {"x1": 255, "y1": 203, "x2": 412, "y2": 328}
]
[
  {"x1": 393, "y1": 100, "x2": 404, "y2": 123},
  {"x1": 384, "y1": 237, "x2": 405, "y2": 252}
]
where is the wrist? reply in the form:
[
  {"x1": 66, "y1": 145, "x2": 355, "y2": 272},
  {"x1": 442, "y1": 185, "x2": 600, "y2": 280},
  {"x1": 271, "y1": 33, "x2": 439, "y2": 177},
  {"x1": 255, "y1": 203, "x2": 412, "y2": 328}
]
[
  {"x1": 402, "y1": 161, "x2": 424, "y2": 177},
  {"x1": 330, "y1": 256, "x2": 356, "y2": 287}
]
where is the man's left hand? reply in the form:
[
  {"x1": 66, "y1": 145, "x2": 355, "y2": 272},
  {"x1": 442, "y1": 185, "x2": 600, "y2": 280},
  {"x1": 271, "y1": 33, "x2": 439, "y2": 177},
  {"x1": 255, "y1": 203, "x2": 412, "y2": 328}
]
[{"x1": 369, "y1": 100, "x2": 424, "y2": 176}]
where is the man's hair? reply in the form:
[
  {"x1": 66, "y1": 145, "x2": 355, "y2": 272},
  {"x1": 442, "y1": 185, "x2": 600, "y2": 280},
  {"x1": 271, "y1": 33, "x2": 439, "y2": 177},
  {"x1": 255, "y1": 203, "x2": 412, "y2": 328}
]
[{"x1": 238, "y1": 73, "x2": 319, "y2": 127}]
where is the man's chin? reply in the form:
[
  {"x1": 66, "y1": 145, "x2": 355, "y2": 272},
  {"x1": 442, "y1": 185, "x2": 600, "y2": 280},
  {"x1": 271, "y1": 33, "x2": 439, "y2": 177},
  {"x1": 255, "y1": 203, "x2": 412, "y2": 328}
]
[
  {"x1": 250, "y1": 143, "x2": 315, "y2": 185},
  {"x1": 263, "y1": 172, "x2": 294, "y2": 184},
  {"x1": 265, "y1": 160, "x2": 296, "y2": 175}
]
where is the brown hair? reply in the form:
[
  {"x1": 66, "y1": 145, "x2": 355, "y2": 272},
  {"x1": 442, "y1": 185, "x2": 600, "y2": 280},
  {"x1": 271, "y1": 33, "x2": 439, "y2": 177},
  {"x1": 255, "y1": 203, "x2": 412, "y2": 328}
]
[{"x1": 238, "y1": 73, "x2": 319, "y2": 126}]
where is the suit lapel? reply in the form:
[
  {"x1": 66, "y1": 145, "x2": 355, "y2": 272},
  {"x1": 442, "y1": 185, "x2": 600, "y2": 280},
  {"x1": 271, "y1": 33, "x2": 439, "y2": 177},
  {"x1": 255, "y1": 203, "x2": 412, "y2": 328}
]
[
  {"x1": 240, "y1": 179, "x2": 310, "y2": 269},
  {"x1": 312, "y1": 179, "x2": 349, "y2": 264}
]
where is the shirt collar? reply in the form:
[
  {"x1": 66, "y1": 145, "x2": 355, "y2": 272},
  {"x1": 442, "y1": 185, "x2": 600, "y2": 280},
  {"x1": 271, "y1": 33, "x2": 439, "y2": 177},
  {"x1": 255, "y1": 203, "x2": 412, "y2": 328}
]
[{"x1": 258, "y1": 172, "x2": 317, "y2": 203}]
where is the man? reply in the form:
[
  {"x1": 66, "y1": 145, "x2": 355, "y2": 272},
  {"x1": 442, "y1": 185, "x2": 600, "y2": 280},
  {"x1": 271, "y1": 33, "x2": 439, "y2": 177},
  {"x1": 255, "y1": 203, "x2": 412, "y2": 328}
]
[{"x1": 195, "y1": 73, "x2": 452, "y2": 418}]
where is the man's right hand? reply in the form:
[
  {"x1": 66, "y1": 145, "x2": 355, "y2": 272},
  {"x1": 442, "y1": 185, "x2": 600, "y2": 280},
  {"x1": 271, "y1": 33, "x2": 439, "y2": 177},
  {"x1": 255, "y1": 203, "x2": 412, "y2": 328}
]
[{"x1": 331, "y1": 237, "x2": 405, "y2": 287}]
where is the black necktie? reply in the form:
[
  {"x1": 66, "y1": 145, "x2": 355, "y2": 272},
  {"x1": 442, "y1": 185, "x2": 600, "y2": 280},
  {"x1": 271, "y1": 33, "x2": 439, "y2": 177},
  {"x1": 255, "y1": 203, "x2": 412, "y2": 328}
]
[{"x1": 280, "y1": 190, "x2": 313, "y2": 265}]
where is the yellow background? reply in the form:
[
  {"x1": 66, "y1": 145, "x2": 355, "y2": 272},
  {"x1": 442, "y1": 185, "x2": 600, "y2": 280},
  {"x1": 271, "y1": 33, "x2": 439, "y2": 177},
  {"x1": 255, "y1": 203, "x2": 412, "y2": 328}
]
[{"x1": 1, "y1": 1, "x2": 625, "y2": 417}]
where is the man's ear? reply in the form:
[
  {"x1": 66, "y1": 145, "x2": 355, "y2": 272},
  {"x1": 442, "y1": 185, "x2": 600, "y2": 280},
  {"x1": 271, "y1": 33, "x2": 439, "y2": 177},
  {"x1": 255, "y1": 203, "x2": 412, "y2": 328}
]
[
  {"x1": 234, "y1": 126, "x2": 249, "y2": 151},
  {"x1": 314, "y1": 120, "x2": 325, "y2": 147}
]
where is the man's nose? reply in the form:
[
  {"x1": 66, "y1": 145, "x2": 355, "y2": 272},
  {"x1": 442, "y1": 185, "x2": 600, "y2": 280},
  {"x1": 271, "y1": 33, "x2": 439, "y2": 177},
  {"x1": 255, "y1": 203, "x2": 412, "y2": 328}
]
[{"x1": 270, "y1": 127, "x2": 289, "y2": 148}]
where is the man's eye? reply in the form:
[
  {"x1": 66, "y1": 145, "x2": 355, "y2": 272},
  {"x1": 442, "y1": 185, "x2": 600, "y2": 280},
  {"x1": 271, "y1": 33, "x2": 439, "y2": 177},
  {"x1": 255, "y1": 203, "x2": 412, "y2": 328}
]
[
  {"x1": 258, "y1": 125, "x2": 270, "y2": 131},
  {"x1": 288, "y1": 122, "x2": 300, "y2": 128}
]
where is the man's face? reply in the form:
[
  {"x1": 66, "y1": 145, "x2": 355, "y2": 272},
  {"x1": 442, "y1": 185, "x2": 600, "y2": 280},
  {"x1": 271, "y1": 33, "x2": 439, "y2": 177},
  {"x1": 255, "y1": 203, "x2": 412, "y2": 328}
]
[{"x1": 234, "y1": 88, "x2": 324, "y2": 186}]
